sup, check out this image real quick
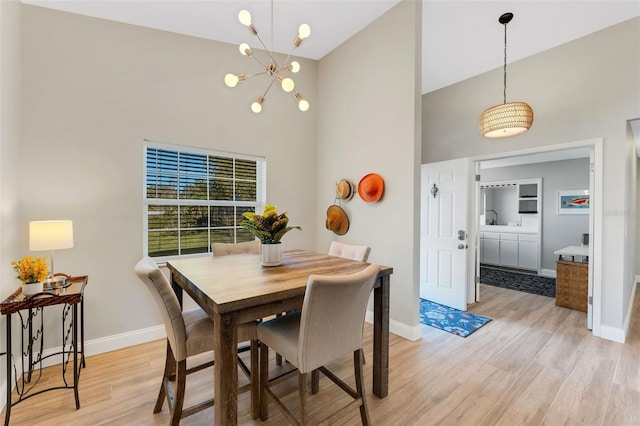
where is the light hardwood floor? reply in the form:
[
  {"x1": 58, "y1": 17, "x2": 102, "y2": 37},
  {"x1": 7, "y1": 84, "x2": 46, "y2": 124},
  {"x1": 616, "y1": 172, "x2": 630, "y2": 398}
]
[{"x1": 3, "y1": 284, "x2": 639, "y2": 425}]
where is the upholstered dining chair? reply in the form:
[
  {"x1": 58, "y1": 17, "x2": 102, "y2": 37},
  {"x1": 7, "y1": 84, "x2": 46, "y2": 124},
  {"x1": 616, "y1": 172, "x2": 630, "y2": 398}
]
[
  {"x1": 328, "y1": 241, "x2": 371, "y2": 262},
  {"x1": 211, "y1": 239, "x2": 260, "y2": 256},
  {"x1": 134, "y1": 257, "x2": 259, "y2": 425},
  {"x1": 257, "y1": 263, "x2": 380, "y2": 425}
]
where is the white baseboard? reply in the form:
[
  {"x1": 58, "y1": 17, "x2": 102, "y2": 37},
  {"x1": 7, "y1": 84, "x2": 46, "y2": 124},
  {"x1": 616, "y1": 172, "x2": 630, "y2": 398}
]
[
  {"x1": 365, "y1": 310, "x2": 422, "y2": 342},
  {"x1": 540, "y1": 268, "x2": 556, "y2": 278},
  {"x1": 83, "y1": 325, "x2": 166, "y2": 358},
  {"x1": 601, "y1": 277, "x2": 639, "y2": 344},
  {"x1": 599, "y1": 325, "x2": 626, "y2": 343}
]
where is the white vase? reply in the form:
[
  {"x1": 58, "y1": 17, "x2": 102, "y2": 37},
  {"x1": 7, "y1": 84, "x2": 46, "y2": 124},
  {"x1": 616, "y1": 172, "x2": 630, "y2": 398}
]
[
  {"x1": 23, "y1": 282, "x2": 43, "y2": 296},
  {"x1": 261, "y1": 243, "x2": 282, "y2": 266}
]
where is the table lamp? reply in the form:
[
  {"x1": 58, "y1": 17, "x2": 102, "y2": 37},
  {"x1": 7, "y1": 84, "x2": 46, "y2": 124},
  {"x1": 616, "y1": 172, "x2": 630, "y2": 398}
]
[{"x1": 29, "y1": 220, "x2": 74, "y2": 288}]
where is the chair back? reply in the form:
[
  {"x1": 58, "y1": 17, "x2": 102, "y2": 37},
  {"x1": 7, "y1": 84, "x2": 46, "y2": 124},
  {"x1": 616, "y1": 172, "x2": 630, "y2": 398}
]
[
  {"x1": 212, "y1": 240, "x2": 260, "y2": 256},
  {"x1": 328, "y1": 241, "x2": 371, "y2": 262},
  {"x1": 134, "y1": 257, "x2": 187, "y2": 361},
  {"x1": 297, "y1": 263, "x2": 380, "y2": 373}
]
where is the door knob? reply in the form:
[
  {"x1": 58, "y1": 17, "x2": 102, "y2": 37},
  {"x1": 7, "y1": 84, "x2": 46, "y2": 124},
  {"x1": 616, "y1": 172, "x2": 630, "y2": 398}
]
[{"x1": 458, "y1": 243, "x2": 467, "y2": 249}]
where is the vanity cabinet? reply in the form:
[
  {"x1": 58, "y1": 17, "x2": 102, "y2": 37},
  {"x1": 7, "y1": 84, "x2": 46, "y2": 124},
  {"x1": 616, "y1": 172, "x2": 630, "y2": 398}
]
[
  {"x1": 499, "y1": 233, "x2": 518, "y2": 267},
  {"x1": 517, "y1": 234, "x2": 538, "y2": 270},
  {"x1": 480, "y1": 231, "x2": 538, "y2": 271},
  {"x1": 480, "y1": 232, "x2": 500, "y2": 265}
]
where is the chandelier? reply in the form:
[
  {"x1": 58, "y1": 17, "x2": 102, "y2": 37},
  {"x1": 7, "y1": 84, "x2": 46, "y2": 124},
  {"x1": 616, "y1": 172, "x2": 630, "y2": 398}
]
[
  {"x1": 479, "y1": 12, "x2": 533, "y2": 138},
  {"x1": 224, "y1": 6, "x2": 310, "y2": 113}
]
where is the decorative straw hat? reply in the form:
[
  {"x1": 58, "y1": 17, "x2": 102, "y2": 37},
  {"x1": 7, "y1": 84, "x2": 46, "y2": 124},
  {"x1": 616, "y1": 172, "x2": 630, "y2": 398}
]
[
  {"x1": 358, "y1": 173, "x2": 384, "y2": 203},
  {"x1": 336, "y1": 179, "x2": 355, "y2": 201},
  {"x1": 325, "y1": 205, "x2": 350, "y2": 235}
]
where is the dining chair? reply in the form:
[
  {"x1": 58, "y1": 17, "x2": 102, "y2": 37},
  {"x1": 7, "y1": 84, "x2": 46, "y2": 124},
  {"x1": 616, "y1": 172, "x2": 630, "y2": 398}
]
[
  {"x1": 257, "y1": 263, "x2": 380, "y2": 425},
  {"x1": 328, "y1": 241, "x2": 371, "y2": 262},
  {"x1": 211, "y1": 240, "x2": 260, "y2": 256},
  {"x1": 134, "y1": 257, "x2": 259, "y2": 425}
]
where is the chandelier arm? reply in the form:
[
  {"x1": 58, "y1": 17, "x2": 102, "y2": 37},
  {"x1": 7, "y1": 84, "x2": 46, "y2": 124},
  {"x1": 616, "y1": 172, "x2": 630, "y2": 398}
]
[
  {"x1": 261, "y1": 75, "x2": 278, "y2": 99},
  {"x1": 246, "y1": 71, "x2": 268, "y2": 78},
  {"x1": 280, "y1": 42, "x2": 301, "y2": 74},
  {"x1": 248, "y1": 54, "x2": 269, "y2": 70},
  {"x1": 252, "y1": 32, "x2": 279, "y2": 68}
]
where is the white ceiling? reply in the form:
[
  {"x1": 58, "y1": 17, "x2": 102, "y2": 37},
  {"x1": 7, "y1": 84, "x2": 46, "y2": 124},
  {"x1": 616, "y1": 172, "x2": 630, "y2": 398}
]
[{"x1": 22, "y1": 0, "x2": 640, "y2": 94}]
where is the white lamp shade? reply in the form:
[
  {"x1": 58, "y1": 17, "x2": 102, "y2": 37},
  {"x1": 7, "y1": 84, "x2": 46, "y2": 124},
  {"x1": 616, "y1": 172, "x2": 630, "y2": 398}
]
[{"x1": 29, "y1": 220, "x2": 74, "y2": 251}]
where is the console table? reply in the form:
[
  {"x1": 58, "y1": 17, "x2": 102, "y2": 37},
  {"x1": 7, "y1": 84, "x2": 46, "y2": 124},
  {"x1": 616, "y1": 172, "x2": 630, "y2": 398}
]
[{"x1": 0, "y1": 275, "x2": 87, "y2": 425}]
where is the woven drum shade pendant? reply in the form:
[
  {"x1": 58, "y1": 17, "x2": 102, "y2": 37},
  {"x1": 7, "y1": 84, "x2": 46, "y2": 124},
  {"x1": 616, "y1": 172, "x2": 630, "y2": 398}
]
[{"x1": 479, "y1": 12, "x2": 533, "y2": 139}]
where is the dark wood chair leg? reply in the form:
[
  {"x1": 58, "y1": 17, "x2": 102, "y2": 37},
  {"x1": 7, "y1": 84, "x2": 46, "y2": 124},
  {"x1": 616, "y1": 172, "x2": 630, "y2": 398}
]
[
  {"x1": 354, "y1": 349, "x2": 370, "y2": 426},
  {"x1": 299, "y1": 372, "x2": 308, "y2": 426},
  {"x1": 311, "y1": 369, "x2": 320, "y2": 394},
  {"x1": 259, "y1": 341, "x2": 270, "y2": 421},
  {"x1": 154, "y1": 340, "x2": 173, "y2": 413},
  {"x1": 169, "y1": 360, "x2": 187, "y2": 426},
  {"x1": 251, "y1": 339, "x2": 260, "y2": 419}
]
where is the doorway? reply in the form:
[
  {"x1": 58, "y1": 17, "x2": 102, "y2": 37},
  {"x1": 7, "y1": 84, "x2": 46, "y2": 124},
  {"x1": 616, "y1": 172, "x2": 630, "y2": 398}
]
[{"x1": 471, "y1": 140, "x2": 602, "y2": 332}]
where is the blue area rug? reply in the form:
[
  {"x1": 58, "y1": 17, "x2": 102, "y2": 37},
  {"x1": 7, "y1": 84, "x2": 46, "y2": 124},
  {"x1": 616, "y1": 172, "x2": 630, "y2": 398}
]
[{"x1": 419, "y1": 298, "x2": 491, "y2": 337}]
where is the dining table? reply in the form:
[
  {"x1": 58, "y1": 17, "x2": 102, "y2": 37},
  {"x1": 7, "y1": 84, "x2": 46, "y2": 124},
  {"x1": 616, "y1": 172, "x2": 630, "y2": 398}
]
[{"x1": 166, "y1": 249, "x2": 393, "y2": 425}]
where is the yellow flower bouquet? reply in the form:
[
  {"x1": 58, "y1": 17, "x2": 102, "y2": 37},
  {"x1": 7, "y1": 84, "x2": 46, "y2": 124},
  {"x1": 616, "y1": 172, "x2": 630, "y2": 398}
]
[{"x1": 12, "y1": 256, "x2": 49, "y2": 284}]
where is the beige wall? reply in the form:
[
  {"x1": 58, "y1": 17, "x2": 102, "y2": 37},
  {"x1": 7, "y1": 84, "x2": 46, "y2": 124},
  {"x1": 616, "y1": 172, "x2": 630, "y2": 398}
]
[
  {"x1": 0, "y1": 0, "x2": 22, "y2": 398},
  {"x1": 19, "y1": 5, "x2": 318, "y2": 346},
  {"x1": 1, "y1": 1, "x2": 21, "y2": 295},
  {"x1": 317, "y1": 0, "x2": 422, "y2": 335},
  {"x1": 423, "y1": 17, "x2": 640, "y2": 333}
]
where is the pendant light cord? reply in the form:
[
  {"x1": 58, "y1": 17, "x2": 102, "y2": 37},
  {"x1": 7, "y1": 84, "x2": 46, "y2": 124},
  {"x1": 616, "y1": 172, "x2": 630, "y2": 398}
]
[{"x1": 503, "y1": 21, "x2": 508, "y2": 104}]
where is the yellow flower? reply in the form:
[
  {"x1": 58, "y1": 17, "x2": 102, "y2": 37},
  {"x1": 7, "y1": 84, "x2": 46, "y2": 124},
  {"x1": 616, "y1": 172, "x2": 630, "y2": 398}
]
[{"x1": 12, "y1": 256, "x2": 49, "y2": 284}]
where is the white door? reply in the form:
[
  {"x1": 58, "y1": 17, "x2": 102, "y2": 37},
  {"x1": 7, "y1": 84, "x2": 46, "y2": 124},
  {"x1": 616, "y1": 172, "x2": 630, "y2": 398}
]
[{"x1": 420, "y1": 158, "x2": 470, "y2": 311}]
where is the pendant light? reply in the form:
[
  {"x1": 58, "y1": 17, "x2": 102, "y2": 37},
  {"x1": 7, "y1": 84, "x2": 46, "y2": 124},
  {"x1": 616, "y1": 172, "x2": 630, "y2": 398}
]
[{"x1": 479, "y1": 12, "x2": 533, "y2": 138}]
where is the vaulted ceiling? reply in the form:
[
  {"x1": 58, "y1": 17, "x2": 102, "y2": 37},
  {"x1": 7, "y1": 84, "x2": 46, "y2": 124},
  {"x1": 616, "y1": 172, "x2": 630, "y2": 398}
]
[{"x1": 22, "y1": 0, "x2": 640, "y2": 94}]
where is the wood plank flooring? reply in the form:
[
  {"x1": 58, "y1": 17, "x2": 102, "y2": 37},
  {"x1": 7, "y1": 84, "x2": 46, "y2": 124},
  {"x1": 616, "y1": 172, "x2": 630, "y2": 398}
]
[{"x1": 2, "y1": 284, "x2": 639, "y2": 425}]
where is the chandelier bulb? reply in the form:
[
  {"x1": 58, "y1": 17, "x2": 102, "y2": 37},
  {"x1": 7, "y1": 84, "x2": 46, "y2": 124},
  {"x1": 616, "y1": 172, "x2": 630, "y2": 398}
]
[
  {"x1": 251, "y1": 96, "x2": 265, "y2": 114},
  {"x1": 224, "y1": 73, "x2": 246, "y2": 88},
  {"x1": 288, "y1": 61, "x2": 301, "y2": 73},
  {"x1": 298, "y1": 24, "x2": 311, "y2": 39},
  {"x1": 281, "y1": 77, "x2": 295, "y2": 93},
  {"x1": 238, "y1": 10, "x2": 252, "y2": 27},
  {"x1": 224, "y1": 73, "x2": 239, "y2": 88},
  {"x1": 239, "y1": 43, "x2": 252, "y2": 56},
  {"x1": 294, "y1": 92, "x2": 309, "y2": 112}
]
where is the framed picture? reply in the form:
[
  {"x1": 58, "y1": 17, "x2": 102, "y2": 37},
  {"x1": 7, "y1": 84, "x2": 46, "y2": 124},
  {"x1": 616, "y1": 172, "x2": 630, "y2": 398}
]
[{"x1": 557, "y1": 189, "x2": 589, "y2": 214}]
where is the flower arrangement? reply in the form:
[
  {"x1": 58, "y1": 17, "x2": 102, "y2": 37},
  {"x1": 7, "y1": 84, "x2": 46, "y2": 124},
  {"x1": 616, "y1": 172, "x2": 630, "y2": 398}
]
[
  {"x1": 240, "y1": 204, "x2": 301, "y2": 244},
  {"x1": 12, "y1": 256, "x2": 49, "y2": 284}
]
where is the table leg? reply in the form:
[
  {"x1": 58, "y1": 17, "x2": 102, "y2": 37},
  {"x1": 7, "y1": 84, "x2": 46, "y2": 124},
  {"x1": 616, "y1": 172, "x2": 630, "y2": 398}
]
[
  {"x1": 213, "y1": 312, "x2": 238, "y2": 425},
  {"x1": 372, "y1": 274, "x2": 390, "y2": 398},
  {"x1": 171, "y1": 278, "x2": 183, "y2": 309},
  {"x1": 81, "y1": 298, "x2": 86, "y2": 369},
  {"x1": 73, "y1": 304, "x2": 80, "y2": 409},
  {"x1": 27, "y1": 308, "x2": 33, "y2": 383},
  {"x1": 5, "y1": 315, "x2": 11, "y2": 426}
]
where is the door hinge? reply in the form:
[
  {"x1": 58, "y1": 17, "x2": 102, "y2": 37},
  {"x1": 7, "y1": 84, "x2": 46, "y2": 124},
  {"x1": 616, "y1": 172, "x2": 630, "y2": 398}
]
[
  {"x1": 475, "y1": 276, "x2": 480, "y2": 284},
  {"x1": 475, "y1": 174, "x2": 481, "y2": 182},
  {"x1": 588, "y1": 296, "x2": 593, "y2": 305}
]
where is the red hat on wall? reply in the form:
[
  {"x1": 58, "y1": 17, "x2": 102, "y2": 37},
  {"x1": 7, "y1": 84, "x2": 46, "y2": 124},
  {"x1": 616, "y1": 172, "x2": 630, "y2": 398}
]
[{"x1": 358, "y1": 173, "x2": 384, "y2": 203}]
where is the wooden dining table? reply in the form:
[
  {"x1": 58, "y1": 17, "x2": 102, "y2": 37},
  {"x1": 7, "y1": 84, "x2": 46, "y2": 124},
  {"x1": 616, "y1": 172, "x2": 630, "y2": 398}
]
[{"x1": 166, "y1": 249, "x2": 393, "y2": 425}]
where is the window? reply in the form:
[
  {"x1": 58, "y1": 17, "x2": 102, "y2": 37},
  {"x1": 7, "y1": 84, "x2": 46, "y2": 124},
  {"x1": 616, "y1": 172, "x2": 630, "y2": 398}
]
[{"x1": 144, "y1": 141, "x2": 266, "y2": 258}]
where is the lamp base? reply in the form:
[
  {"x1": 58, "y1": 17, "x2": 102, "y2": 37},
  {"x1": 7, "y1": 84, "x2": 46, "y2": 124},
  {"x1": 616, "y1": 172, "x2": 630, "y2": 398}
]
[{"x1": 43, "y1": 275, "x2": 67, "y2": 289}]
